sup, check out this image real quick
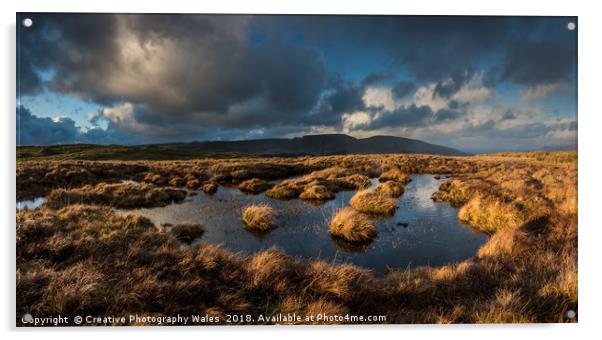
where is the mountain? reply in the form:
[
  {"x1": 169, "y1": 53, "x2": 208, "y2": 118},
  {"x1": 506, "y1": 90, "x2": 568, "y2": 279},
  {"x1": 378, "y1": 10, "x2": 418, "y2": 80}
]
[{"x1": 163, "y1": 134, "x2": 468, "y2": 156}]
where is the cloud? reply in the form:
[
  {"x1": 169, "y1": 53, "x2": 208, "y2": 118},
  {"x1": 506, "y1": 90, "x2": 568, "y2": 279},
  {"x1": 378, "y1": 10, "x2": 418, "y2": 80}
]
[
  {"x1": 16, "y1": 106, "x2": 104, "y2": 145},
  {"x1": 500, "y1": 109, "x2": 517, "y2": 121},
  {"x1": 18, "y1": 14, "x2": 327, "y2": 139},
  {"x1": 363, "y1": 87, "x2": 398, "y2": 111},
  {"x1": 522, "y1": 82, "x2": 566, "y2": 101},
  {"x1": 434, "y1": 108, "x2": 465, "y2": 122},
  {"x1": 367, "y1": 104, "x2": 434, "y2": 129},
  {"x1": 433, "y1": 71, "x2": 474, "y2": 99},
  {"x1": 391, "y1": 81, "x2": 416, "y2": 100},
  {"x1": 323, "y1": 79, "x2": 365, "y2": 115},
  {"x1": 342, "y1": 111, "x2": 372, "y2": 131},
  {"x1": 17, "y1": 14, "x2": 577, "y2": 151},
  {"x1": 499, "y1": 41, "x2": 576, "y2": 87},
  {"x1": 360, "y1": 73, "x2": 392, "y2": 87}
]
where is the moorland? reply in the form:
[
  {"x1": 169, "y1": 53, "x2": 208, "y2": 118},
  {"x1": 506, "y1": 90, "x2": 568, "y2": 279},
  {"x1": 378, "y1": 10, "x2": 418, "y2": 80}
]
[{"x1": 16, "y1": 148, "x2": 577, "y2": 324}]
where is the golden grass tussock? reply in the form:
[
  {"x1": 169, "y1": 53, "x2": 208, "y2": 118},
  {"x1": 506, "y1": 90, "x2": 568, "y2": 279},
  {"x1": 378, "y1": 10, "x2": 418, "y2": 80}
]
[
  {"x1": 169, "y1": 176, "x2": 186, "y2": 187},
  {"x1": 143, "y1": 172, "x2": 166, "y2": 185},
  {"x1": 266, "y1": 167, "x2": 372, "y2": 200},
  {"x1": 477, "y1": 226, "x2": 526, "y2": 258},
  {"x1": 242, "y1": 204, "x2": 277, "y2": 232},
  {"x1": 431, "y1": 179, "x2": 473, "y2": 207},
  {"x1": 305, "y1": 261, "x2": 376, "y2": 302},
  {"x1": 458, "y1": 195, "x2": 525, "y2": 234},
  {"x1": 45, "y1": 182, "x2": 186, "y2": 209},
  {"x1": 340, "y1": 174, "x2": 372, "y2": 190},
  {"x1": 266, "y1": 183, "x2": 301, "y2": 200},
  {"x1": 238, "y1": 178, "x2": 273, "y2": 194},
  {"x1": 379, "y1": 167, "x2": 411, "y2": 184},
  {"x1": 171, "y1": 222, "x2": 205, "y2": 243},
  {"x1": 201, "y1": 182, "x2": 218, "y2": 194},
  {"x1": 349, "y1": 189, "x2": 397, "y2": 216},
  {"x1": 473, "y1": 289, "x2": 536, "y2": 323},
  {"x1": 329, "y1": 208, "x2": 377, "y2": 243},
  {"x1": 185, "y1": 178, "x2": 200, "y2": 190},
  {"x1": 375, "y1": 180, "x2": 404, "y2": 197},
  {"x1": 299, "y1": 184, "x2": 335, "y2": 202},
  {"x1": 247, "y1": 248, "x2": 300, "y2": 295}
]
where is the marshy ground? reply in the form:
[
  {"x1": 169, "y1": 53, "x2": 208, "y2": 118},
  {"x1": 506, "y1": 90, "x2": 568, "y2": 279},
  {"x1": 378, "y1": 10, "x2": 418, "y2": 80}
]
[{"x1": 16, "y1": 151, "x2": 577, "y2": 324}]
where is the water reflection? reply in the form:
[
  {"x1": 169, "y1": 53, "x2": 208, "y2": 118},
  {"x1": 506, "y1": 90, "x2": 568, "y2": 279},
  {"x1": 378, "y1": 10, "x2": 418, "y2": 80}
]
[
  {"x1": 17, "y1": 197, "x2": 44, "y2": 210},
  {"x1": 118, "y1": 175, "x2": 488, "y2": 275}
]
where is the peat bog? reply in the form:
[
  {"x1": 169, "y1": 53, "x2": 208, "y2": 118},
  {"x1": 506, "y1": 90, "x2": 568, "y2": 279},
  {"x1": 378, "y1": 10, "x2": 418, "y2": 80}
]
[
  {"x1": 119, "y1": 175, "x2": 487, "y2": 275},
  {"x1": 16, "y1": 152, "x2": 578, "y2": 324}
]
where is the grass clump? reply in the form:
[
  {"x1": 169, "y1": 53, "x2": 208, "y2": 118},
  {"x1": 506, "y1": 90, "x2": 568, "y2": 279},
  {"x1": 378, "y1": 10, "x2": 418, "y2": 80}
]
[
  {"x1": 329, "y1": 208, "x2": 377, "y2": 243},
  {"x1": 169, "y1": 176, "x2": 186, "y2": 187},
  {"x1": 349, "y1": 190, "x2": 397, "y2": 216},
  {"x1": 171, "y1": 222, "x2": 205, "y2": 243},
  {"x1": 202, "y1": 182, "x2": 218, "y2": 194},
  {"x1": 143, "y1": 173, "x2": 166, "y2": 185},
  {"x1": 242, "y1": 204, "x2": 277, "y2": 232},
  {"x1": 45, "y1": 183, "x2": 186, "y2": 209},
  {"x1": 238, "y1": 178, "x2": 273, "y2": 194},
  {"x1": 431, "y1": 179, "x2": 473, "y2": 207},
  {"x1": 457, "y1": 194, "x2": 522, "y2": 234},
  {"x1": 375, "y1": 180, "x2": 404, "y2": 197},
  {"x1": 266, "y1": 184, "x2": 301, "y2": 200},
  {"x1": 379, "y1": 168, "x2": 410, "y2": 184},
  {"x1": 185, "y1": 179, "x2": 201, "y2": 190},
  {"x1": 299, "y1": 184, "x2": 335, "y2": 202},
  {"x1": 340, "y1": 174, "x2": 372, "y2": 190}
]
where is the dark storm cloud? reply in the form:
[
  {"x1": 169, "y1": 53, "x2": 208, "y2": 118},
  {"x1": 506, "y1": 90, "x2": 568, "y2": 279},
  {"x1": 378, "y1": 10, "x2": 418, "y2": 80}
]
[
  {"x1": 17, "y1": 106, "x2": 77, "y2": 145},
  {"x1": 16, "y1": 106, "x2": 107, "y2": 145},
  {"x1": 18, "y1": 13, "x2": 327, "y2": 131},
  {"x1": 277, "y1": 16, "x2": 512, "y2": 82},
  {"x1": 355, "y1": 102, "x2": 469, "y2": 131},
  {"x1": 368, "y1": 105, "x2": 433, "y2": 129},
  {"x1": 434, "y1": 108, "x2": 465, "y2": 122},
  {"x1": 391, "y1": 81, "x2": 416, "y2": 99},
  {"x1": 433, "y1": 71, "x2": 476, "y2": 99},
  {"x1": 325, "y1": 79, "x2": 365, "y2": 114},
  {"x1": 18, "y1": 13, "x2": 121, "y2": 102},
  {"x1": 498, "y1": 41, "x2": 576, "y2": 86},
  {"x1": 17, "y1": 14, "x2": 577, "y2": 147},
  {"x1": 305, "y1": 73, "x2": 403, "y2": 128},
  {"x1": 16, "y1": 60, "x2": 44, "y2": 95},
  {"x1": 360, "y1": 73, "x2": 392, "y2": 87}
]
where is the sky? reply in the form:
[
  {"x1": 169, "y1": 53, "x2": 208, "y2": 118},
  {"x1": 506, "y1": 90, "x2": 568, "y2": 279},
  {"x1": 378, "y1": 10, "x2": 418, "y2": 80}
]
[{"x1": 16, "y1": 14, "x2": 577, "y2": 153}]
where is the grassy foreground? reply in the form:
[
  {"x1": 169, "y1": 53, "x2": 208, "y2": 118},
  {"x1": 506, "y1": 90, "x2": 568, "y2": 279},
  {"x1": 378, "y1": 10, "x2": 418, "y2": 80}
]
[{"x1": 16, "y1": 151, "x2": 577, "y2": 324}]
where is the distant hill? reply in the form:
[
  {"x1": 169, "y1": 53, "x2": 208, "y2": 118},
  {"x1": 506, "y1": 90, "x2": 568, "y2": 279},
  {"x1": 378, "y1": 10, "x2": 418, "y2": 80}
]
[
  {"x1": 163, "y1": 134, "x2": 468, "y2": 156},
  {"x1": 16, "y1": 134, "x2": 468, "y2": 160},
  {"x1": 539, "y1": 144, "x2": 577, "y2": 152}
]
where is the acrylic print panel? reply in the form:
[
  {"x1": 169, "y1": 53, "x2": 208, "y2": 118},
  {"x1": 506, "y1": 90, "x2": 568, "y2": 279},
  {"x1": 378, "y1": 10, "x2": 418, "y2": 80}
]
[{"x1": 16, "y1": 13, "x2": 577, "y2": 326}]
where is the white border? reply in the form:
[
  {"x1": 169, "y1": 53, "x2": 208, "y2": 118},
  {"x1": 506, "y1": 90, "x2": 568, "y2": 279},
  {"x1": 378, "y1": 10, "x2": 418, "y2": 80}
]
[{"x1": 2, "y1": 1, "x2": 600, "y2": 339}]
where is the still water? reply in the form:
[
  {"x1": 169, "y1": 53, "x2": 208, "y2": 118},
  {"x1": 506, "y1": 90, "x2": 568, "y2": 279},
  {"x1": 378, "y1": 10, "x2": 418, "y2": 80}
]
[
  {"x1": 118, "y1": 175, "x2": 488, "y2": 275},
  {"x1": 16, "y1": 197, "x2": 45, "y2": 210}
]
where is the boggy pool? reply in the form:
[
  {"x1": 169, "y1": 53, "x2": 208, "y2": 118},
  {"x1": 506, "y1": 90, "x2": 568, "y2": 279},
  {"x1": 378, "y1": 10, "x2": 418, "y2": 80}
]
[{"x1": 119, "y1": 175, "x2": 488, "y2": 275}]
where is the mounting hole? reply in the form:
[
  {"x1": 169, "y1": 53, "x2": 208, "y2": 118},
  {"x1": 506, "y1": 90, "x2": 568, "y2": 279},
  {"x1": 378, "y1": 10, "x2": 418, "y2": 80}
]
[
  {"x1": 22, "y1": 313, "x2": 33, "y2": 323},
  {"x1": 566, "y1": 22, "x2": 576, "y2": 31},
  {"x1": 22, "y1": 18, "x2": 33, "y2": 28},
  {"x1": 566, "y1": 309, "x2": 576, "y2": 319}
]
